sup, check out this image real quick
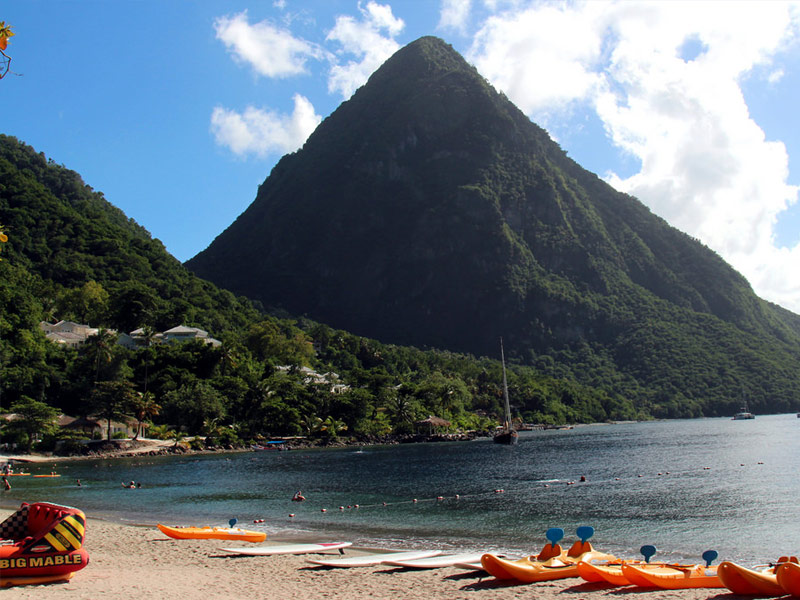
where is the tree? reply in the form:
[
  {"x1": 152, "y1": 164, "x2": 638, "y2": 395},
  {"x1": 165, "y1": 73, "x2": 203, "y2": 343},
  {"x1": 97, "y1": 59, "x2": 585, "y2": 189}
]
[
  {"x1": 84, "y1": 328, "x2": 117, "y2": 383},
  {"x1": 131, "y1": 391, "x2": 160, "y2": 440},
  {"x1": 4, "y1": 396, "x2": 59, "y2": 451},
  {"x1": 60, "y1": 280, "x2": 109, "y2": 324},
  {"x1": 88, "y1": 380, "x2": 138, "y2": 440}
]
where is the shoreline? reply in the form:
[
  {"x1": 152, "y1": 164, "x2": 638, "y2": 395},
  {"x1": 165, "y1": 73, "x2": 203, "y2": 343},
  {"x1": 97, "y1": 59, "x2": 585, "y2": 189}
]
[{"x1": 0, "y1": 508, "x2": 724, "y2": 599}]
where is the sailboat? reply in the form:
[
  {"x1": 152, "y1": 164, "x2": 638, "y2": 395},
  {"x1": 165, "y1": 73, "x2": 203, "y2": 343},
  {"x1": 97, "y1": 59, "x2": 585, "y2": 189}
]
[
  {"x1": 494, "y1": 338, "x2": 518, "y2": 445},
  {"x1": 732, "y1": 389, "x2": 755, "y2": 420},
  {"x1": 732, "y1": 401, "x2": 755, "y2": 420}
]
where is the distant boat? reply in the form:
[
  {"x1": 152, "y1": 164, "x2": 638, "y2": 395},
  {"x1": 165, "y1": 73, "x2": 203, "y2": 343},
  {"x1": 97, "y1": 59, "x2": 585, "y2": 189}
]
[
  {"x1": 494, "y1": 338, "x2": 518, "y2": 445},
  {"x1": 732, "y1": 400, "x2": 755, "y2": 420}
]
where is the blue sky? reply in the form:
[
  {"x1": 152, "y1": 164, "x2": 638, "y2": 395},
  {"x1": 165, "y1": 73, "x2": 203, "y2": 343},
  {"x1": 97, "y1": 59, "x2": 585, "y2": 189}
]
[{"x1": 3, "y1": 1, "x2": 800, "y2": 313}]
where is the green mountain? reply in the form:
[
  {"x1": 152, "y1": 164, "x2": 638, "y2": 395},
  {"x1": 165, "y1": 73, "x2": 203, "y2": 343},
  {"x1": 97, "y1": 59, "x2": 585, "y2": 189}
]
[
  {"x1": 2, "y1": 131, "x2": 614, "y2": 440},
  {"x1": 187, "y1": 36, "x2": 800, "y2": 416}
]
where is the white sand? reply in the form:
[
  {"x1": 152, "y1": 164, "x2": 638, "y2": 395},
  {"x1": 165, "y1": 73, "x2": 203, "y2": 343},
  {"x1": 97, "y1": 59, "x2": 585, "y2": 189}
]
[{"x1": 0, "y1": 510, "x2": 732, "y2": 600}]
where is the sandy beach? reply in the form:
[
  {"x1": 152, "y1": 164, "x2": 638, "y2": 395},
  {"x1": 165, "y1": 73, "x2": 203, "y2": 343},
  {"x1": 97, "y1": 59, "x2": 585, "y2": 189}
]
[{"x1": 0, "y1": 509, "x2": 745, "y2": 600}]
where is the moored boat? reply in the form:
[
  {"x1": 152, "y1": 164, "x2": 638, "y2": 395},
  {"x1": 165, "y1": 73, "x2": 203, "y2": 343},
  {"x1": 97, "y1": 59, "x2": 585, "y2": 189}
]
[
  {"x1": 493, "y1": 338, "x2": 518, "y2": 445},
  {"x1": 157, "y1": 523, "x2": 266, "y2": 543}
]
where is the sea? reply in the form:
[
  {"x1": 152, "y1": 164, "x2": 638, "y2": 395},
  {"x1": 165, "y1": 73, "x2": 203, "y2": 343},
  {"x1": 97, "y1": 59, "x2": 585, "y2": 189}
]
[{"x1": 3, "y1": 413, "x2": 798, "y2": 565}]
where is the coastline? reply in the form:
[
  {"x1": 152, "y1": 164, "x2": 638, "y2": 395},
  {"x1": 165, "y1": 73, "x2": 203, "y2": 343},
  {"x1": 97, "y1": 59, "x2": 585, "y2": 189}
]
[
  {"x1": 0, "y1": 508, "x2": 723, "y2": 599},
  {"x1": 0, "y1": 432, "x2": 486, "y2": 466}
]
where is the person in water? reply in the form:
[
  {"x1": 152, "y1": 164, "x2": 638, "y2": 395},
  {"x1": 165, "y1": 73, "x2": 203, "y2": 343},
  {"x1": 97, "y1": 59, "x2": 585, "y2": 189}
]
[{"x1": 292, "y1": 490, "x2": 306, "y2": 502}]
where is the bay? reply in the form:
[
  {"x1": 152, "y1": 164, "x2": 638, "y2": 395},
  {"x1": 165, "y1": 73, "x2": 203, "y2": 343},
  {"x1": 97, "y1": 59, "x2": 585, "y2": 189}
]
[{"x1": 3, "y1": 414, "x2": 798, "y2": 565}]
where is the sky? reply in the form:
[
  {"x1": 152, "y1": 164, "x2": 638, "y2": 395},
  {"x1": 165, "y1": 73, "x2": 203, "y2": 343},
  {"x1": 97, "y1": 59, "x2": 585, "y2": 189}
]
[{"x1": 3, "y1": 0, "x2": 800, "y2": 314}]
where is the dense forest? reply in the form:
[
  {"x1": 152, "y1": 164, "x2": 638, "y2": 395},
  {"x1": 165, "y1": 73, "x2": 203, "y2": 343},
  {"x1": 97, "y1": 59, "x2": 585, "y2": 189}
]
[{"x1": 0, "y1": 134, "x2": 636, "y2": 452}]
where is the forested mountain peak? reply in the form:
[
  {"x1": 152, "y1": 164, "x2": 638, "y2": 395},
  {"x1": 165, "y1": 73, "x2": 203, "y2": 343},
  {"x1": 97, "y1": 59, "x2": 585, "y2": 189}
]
[{"x1": 186, "y1": 36, "x2": 800, "y2": 416}]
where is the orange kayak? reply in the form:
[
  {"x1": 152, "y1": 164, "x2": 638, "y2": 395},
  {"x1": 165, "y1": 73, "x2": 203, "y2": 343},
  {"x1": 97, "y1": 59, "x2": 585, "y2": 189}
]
[
  {"x1": 777, "y1": 561, "x2": 800, "y2": 596},
  {"x1": 622, "y1": 563, "x2": 724, "y2": 589},
  {"x1": 718, "y1": 560, "x2": 791, "y2": 596},
  {"x1": 482, "y1": 547, "x2": 616, "y2": 583},
  {"x1": 156, "y1": 523, "x2": 266, "y2": 543},
  {"x1": 578, "y1": 560, "x2": 655, "y2": 586}
]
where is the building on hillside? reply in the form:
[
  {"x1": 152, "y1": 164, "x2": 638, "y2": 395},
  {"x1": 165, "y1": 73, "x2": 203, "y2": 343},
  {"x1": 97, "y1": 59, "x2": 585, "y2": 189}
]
[
  {"x1": 38, "y1": 320, "x2": 100, "y2": 347},
  {"x1": 275, "y1": 365, "x2": 350, "y2": 394},
  {"x1": 161, "y1": 325, "x2": 221, "y2": 347},
  {"x1": 41, "y1": 321, "x2": 221, "y2": 349}
]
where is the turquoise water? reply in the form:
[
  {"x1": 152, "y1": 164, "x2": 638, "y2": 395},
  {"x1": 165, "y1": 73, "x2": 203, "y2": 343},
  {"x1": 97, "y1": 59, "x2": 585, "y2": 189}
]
[{"x1": 3, "y1": 414, "x2": 798, "y2": 564}]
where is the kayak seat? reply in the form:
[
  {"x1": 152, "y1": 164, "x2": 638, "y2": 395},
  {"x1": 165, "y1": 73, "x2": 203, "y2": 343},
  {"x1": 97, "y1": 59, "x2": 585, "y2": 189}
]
[
  {"x1": 536, "y1": 543, "x2": 563, "y2": 561},
  {"x1": 567, "y1": 540, "x2": 594, "y2": 558}
]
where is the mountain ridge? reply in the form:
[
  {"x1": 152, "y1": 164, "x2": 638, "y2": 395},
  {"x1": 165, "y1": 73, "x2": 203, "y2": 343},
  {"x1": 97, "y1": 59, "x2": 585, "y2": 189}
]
[{"x1": 187, "y1": 36, "x2": 800, "y2": 414}]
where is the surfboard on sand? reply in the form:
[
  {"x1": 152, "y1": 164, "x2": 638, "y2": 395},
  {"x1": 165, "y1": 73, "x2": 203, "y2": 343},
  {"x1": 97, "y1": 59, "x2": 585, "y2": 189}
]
[
  {"x1": 382, "y1": 552, "x2": 485, "y2": 569},
  {"x1": 307, "y1": 549, "x2": 442, "y2": 568},
  {"x1": 220, "y1": 542, "x2": 352, "y2": 556}
]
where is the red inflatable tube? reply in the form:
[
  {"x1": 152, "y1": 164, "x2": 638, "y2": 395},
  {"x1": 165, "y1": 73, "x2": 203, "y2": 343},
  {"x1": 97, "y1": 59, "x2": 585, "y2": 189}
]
[{"x1": 0, "y1": 502, "x2": 90, "y2": 579}]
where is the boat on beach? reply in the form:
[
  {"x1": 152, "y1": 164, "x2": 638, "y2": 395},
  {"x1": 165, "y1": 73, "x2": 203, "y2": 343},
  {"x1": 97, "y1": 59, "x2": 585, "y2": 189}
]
[
  {"x1": 717, "y1": 557, "x2": 796, "y2": 595},
  {"x1": 621, "y1": 552, "x2": 723, "y2": 589},
  {"x1": 481, "y1": 526, "x2": 616, "y2": 583},
  {"x1": 157, "y1": 523, "x2": 266, "y2": 543},
  {"x1": 493, "y1": 338, "x2": 518, "y2": 445}
]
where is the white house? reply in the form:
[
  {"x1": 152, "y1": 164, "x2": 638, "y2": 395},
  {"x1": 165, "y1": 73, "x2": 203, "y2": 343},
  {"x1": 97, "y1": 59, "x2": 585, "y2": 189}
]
[
  {"x1": 161, "y1": 325, "x2": 221, "y2": 347},
  {"x1": 38, "y1": 321, "x2": 100, "y2": 347}
]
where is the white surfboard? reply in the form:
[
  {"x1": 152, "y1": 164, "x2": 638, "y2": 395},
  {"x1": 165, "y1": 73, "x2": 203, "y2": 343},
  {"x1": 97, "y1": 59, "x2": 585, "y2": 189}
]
[
  {"x1": 220, "y1": 542, "x2": 352, "y2": 556},
  {"x1": 383, "y1": 552, "x2": 485, "y2": 569},
  {"x1": 307, "y1": 549, "x2": 441, "y2": 568}
]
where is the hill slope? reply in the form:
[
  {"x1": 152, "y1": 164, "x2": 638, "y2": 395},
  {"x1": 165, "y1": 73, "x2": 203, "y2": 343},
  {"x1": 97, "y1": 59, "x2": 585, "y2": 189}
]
[{"x1": 186, "y1": 37, "x2": 800, "y2": 416}]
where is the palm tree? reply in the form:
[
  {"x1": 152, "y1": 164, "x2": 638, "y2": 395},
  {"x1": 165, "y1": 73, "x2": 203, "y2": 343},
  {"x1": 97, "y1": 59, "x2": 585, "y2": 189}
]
[
  {"x1": 132, "y1": 391, "x2": 161, "y2": 440},
  {"x1": 138, "y1": 325, "x2": 158, "y2": 394},
  {"x1": 85, "y1": 328, "x2": 116, "y2": 384}
]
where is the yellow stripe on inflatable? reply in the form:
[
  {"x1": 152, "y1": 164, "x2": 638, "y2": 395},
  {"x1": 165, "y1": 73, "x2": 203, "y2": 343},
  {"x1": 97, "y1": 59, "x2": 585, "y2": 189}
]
[
  {"x1": 44, "y1": 532, "x2": 67, "y2": 552},
  {"x1": 64, "y1": 515, "x2": 85, "y2": 536},
  {"x1": 54, "y1": 523, "x2": 81, "y2": 549},
  {"x1": 61, "y1": 515, "x2": 85, "y2": 545}
]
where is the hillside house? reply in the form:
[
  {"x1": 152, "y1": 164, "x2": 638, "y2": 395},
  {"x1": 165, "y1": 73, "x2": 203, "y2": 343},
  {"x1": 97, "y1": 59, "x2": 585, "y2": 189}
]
[
  {"x1": 275, "y1": 365, "x2": 350, "y2": 394},
  {"x1": 39, "y1": 321, "x2": 100, "y2": 347}
]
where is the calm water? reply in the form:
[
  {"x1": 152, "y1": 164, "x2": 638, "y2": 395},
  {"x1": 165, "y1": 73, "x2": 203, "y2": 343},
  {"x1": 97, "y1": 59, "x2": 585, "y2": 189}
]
[{"x1": 3, "y1": 414, "x2": 798, "y2": 564}]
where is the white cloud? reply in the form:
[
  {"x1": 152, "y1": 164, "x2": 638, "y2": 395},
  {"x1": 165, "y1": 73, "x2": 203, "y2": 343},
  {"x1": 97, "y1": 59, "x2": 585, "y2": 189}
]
[
  {"x1": 210, "y1": 94, "x2": 322, "y2": 157},
  {"x1": 468, "y1": 0, "x2": 800, "y2": 313},
  {"x1": 439, "y1": 0, "x2": 472, "y2": 34},
  {"x1": 326, "y1": 2, "x2": 405, "y2": 98},
  {"x1": 214, "y1": 11, "x2": 326, "y2": 78}
]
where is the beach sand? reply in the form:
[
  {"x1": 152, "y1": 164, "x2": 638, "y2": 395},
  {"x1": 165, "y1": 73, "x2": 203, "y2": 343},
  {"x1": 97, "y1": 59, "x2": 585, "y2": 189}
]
[{"x1": 0, "y1": 510, "x2": 741, "y2": 600}]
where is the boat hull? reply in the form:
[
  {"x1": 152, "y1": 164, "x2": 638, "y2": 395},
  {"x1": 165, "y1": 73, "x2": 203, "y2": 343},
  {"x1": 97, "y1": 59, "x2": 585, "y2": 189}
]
[
  {"x1": 718, "y1": 561, "x2": 784, "y2": 595},
  {"x1": 493, "y1": 430, "x2": 518, "y2": 445},
  {"x1": 622, "y1": 563, "x2": 723, "y2": 589},
  {"x1": 481, "y1": 554, "x2": 581, "y2": 582},
  {"x1": 157, "y1": 523, "x2": 266, "y2": 543},
  {"x1": 777, "y1": 561, "x2": 800, "y2": 596}
]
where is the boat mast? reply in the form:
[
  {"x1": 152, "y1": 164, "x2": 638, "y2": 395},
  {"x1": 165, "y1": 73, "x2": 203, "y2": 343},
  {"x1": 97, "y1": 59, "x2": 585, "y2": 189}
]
[{"x1": 500, "y1": 337, "x2": 511, "y2": 432}]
